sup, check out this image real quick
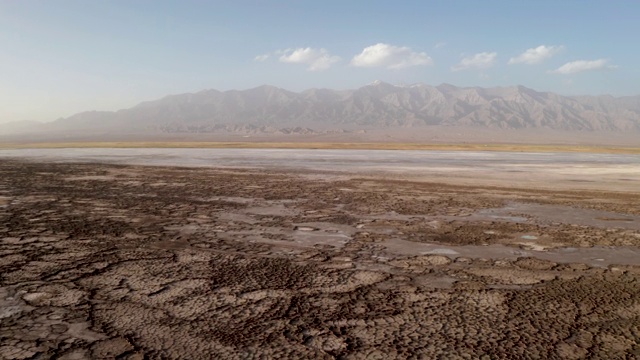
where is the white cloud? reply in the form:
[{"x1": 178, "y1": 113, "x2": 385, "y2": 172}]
[
  {"x1": 278, "y1": 47, "x2": 340, "y2": 71},
  {"x1": 254, "y1": 54, "x2": 270, "y2": 62},
  {"x1": 451, "y1": 52, "x2": 497, "y2": 71},
  {"x1": 351, "y1": 43, "x2": 433, "y2": 69},
  {"x1": 551, "y1": 59, "x2": 617, "y2": 74},
  {"x1": 508, "y1": 45, "x2": 563, "y2": 65}
]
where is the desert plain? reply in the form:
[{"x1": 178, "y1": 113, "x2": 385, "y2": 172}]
[{"x1": 1, "y1": 146, "x2": 640, "y2": 359}]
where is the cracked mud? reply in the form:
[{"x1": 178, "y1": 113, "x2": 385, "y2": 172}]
[{"x1": 2, "y1": 160, "x2": 640, "y2": 359}]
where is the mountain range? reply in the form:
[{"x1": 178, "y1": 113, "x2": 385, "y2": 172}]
[{"x1": 3, "y1": 82, "x2": 640, "y2": 141}]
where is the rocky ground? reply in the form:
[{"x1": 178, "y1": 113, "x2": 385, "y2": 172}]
[{"x1": 1, "y1": 160, "x2": 640, "y2": 359}]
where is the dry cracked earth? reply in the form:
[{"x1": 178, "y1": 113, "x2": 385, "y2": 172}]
[{"x1": 2, "y1": 160, "x2": 640, "y2": 359}]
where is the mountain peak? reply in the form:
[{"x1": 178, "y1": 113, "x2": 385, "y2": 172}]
[
  {"x1": 436, "y1": 83, "x2": 459, "y2": 92},
  {"x1": 367, "y1": 80, "x2": 394, "y2": 87}
]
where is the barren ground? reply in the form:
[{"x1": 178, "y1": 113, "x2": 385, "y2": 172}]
[{"x1": 2, "y1": 159, "x2": 640, "y2": 359}]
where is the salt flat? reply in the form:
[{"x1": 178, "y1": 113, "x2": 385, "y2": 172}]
[{"x1": 1, "y1": 148, "x2": 638, "y2": 191}]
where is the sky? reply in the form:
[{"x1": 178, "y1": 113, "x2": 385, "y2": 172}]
[{"x1": 1, "y1": 0, "x2": 639, "y2": 124}]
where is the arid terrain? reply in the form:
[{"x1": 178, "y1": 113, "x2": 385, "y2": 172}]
[{"x1": 2, "y1": 156, "x2": 640, "y2": 359}]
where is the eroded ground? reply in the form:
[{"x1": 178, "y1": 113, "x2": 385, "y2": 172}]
[{"x1": 1, "y1": 160, "x2": 640, "y2": 359}]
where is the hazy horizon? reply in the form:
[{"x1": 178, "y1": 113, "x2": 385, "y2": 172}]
[{"x1": 1, "y1": 1, "x2": 639, "y2": 124}]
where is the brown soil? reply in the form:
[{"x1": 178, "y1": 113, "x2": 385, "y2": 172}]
[{"x1": 2, "y1": 160, "x2": 640, "y2": 359}]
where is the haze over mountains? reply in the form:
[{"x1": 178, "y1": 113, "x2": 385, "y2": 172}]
[{"x1": 3, "y1": 82, "x2": 640, "y2": 144}]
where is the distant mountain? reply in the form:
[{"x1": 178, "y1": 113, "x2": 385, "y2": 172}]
[{"x1": 4, "y1": 82, "x2": 640, "y2": 137}]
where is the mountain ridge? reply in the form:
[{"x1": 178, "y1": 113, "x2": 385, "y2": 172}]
[{"x1": 3, "y1": 82, "x2": 640, "y2": 136}]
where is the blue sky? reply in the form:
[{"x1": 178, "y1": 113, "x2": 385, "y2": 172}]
[{"x1": 1, "y1": 0, "x2": 638, "y2": 123}]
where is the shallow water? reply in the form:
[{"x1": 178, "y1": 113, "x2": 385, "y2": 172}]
[
  {"x1": 479, "y1": 202, "x2": 640, "y2": 230},
  {"x1": 383, "y1": 238, "x2": 640, "y2": 268}
]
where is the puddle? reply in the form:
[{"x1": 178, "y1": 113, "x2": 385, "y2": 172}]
[
  {"x1": 481, "y1": 214, "x2": 529, "y2": 222},
  {"x1": 245, "y1": 231, "x2": 351, "y2": 249},
  {"x1": 289, "y1": 222, "x2": 355, "y2": 247},
  {"x1": 517, "y1": 242, "x2": 549, "y2": 252},
  {"x1": 294, "y1": 226, "x2": 318, "y2": 231},
  {"x1": 362, "y1": 210, "x2": 531, "y2": 225},
  {"x1": 217, "y1": 213, "x2": 258, "y2": 224},
  {"x1": 292, "y1": 232, "x2": 351, "y2": 247},
  {"x1": 206, "y1": 196, "x2": 255, "y2": 204},
  {"x1": 293, "y1": 222, "x2": 357, "y2": 235},
  {"x1": 244, "y1": 203, "x2": 298, "y2": 216},
  {"x1": 476, "y1": 202, "x2": 640, "y2": 230},
  {"x1": 383, "y1": 238, "x2": 640, "y2": 267},
  {"x1": 420, "y1": 248, "x2": 460, "y2": 255}
]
